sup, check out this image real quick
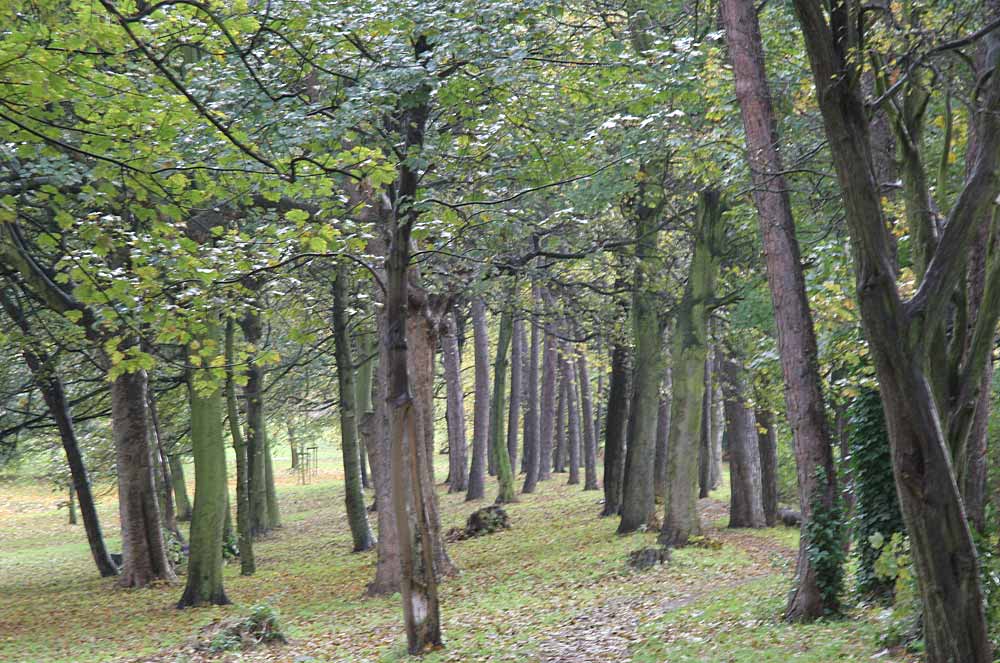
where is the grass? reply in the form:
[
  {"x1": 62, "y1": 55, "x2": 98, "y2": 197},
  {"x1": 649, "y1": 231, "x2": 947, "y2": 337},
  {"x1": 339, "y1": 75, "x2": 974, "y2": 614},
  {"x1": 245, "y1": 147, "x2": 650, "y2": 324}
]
[{"x1": 0, "y1": 449, "x2": 915, "y2": 662}]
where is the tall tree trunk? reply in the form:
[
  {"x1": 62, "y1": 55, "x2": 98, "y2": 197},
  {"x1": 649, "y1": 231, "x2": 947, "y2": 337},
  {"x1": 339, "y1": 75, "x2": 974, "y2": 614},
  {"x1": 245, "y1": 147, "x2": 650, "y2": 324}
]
[
  {"x1": 112, "y1": 369, "x2": 176, "y2": 587},
  {"x1": 756, "y1": 408, "x2": 779, "y2": 527},
  {"x1": 367, "y1": 331, "x2": 400, "y2": 596},
  {"x1": 466, "y1": 297, "x2": 491, "y2": 501},
  {"x1": 618, "y1": 189, "x2": 662, "y2": 534},
  {"x1": 225, "y1": 320, "x2": 255, "y2": 576},
  {"x1": 721, "y1": 357, "x2": 766, "y2": 529},
  {"x1": 264, "y1": 437, "x2": 280, "y2": 528},
  {"x1": 564, "y1": 354, "x2": 582, "y2": 486},
  {"x1": 576, "y1": 342, "x2": 599, "y2": 491},
  {"x1": 356, "y1": 329, "x2": 378, "y2": 494},
  {"x1": 553, "y1": 363, "x2": 567, "y2": 474},
  {"x1": 147, "y1": 392, "x2": 180, "y2": 540},
  {"x1": 178, "y1": 316, "x2": 230, "y2": 608},
  {"x1": 522, "y1": 294, "x2": 542, "y2": 494},
  {"x1": 441, "y1": 310, "x2": 468, "y2": 493},
  {"x1": 241, "y1": 309, "x2": 273, "y2": 537},
  {"x1": 720, "y1": 0, "x2": 840, "y2": 619},
  {"x1": 601, "y1": 341, "x2": 630, "y2": 516},
  {"x1": 792, "y1": 0, "x2": 1000, "y2": 654},
  {"x1": 660, "y1": 191, "x2": 725, "y2": 546},
  {"x1": 491, "y1": 308, "x2": 517, "y2": 504},
  {"x1": 333, "y1": 263, "x2": 376, "y2": 552},
  {"x1": 169, "y1": 455, "x2": 192, "y2": 522},
  {"x1": 698, "y1": 357, "x2": 714, "y2": 499},
  {"x1": 654, "y1": 366, "x2": 671, "y2": 502},
  {"x1": 710, "y1": 363, "x2": 725, "y2": 490},
  {"x1": 538, "y1": 305, "x2": 558, "y2": 482},
  {"x1": 506, "y1": 317, "x2": 524, "y2": 477}
]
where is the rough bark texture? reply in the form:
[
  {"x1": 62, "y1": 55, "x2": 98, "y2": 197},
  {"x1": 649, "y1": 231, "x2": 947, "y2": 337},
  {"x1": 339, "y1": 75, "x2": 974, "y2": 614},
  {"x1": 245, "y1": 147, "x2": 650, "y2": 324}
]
[
  {"x1": 441, "y1": 310, "x2": 468, "y2": 493},
  {"x1": 332, "y1": 263, "x2": 376, "y2": 552},
  {"x1": 756, "y1": 408, "x2": 780, "y2": 527},
  {"x1": 522, "y1": 297, "x2": 542, "y2": 494},
  {"x1": 112, "y1": 370, "x2": 176, "y2": 588},
  {"x1": 601, "y1": 341, "x2": 630, "y2": 516},
  {"x1": 466, "y1": 298, "x2": 491, "y2": 501},
  {"x1": 720, "y1": 0, "x2": 839, "y2": 620},
  {"x1": 659, "y1": 191, "x2": 724, "y2": 547},
  {"x1": 791, "y1": 1, "x2": 999, "y2": 656},
  {"x1": 178, "y1": 318, "x2": 231, "y2": 608},
  {"x1": 720, "y1": 358, "x2": 766, "y2": 529}
]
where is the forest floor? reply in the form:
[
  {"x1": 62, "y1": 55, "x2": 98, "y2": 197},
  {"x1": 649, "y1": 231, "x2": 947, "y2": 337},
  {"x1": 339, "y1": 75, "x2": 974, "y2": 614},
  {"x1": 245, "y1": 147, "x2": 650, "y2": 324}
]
[{"x1": 0, "y1": 449, "x2": 917, "y2": 663}]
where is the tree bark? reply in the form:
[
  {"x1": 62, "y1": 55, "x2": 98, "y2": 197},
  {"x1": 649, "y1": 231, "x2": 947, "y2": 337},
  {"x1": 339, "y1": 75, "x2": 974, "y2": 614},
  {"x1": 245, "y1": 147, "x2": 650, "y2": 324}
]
[
  {"x1": 178, "y1": 315, "x2": 230, "y2": 608},
  {"x1": 466, "y1": 297, "x2": 491, "y2": 501},
  {"x1": 654, "y1": 365, "x2": 671, "y2": 503},
  {"x1": 491, "y1": 308, "x2": 517, "y2": 503},
  {"x1": 225, "y1": 319, "x2": 255, "y2": 576},
  {"x1": 698, "y1": 357, "x2": 713, "y2": 499},
  {"x1": 601, "y1": 341, "x2": 630, "y2": 516},
  {"x1": 506, "y1": 316, "x2": 524, "y2": 477},
  {"x1": 553, "y1": 362, "x2": 567, "y2": 474},
  {"x1": 756, "y1": 408, "x2": 779, "y2": 527},
  {"x1": 522, "y1": 293, "x2": 542, "y2": 494},
  {"x1": 720, "y1": 357, "x2": 765, "y2": 529},
  {"x1": 168, "y1": 455, "x2": 192, "y2": 522},
  {"x1": 538, "y1": 306, "x2": 558, "y2": 482},
  {"x1": 441, "y1": 310, "x2": 468, "y2": 493},
  {"x1": 564, "y1": 354, "x2": 582, "y2": 486},
  {"x1": 147, "y1": 392, "x2": 181, "y2": 540},
  {"x1": 366, "y1": 331, "x2": 400, "y2": 596},
  {"x1": 240, "y1": 308, "x2": 273, "y2": 537},
  {"x1": 576, "y1": 342, "x2": 599, "y2": 491},
  {"x1": 332, "y1": 262, "x2": 376, "y2": 552},
  {"x1": 720, "y1": 0, "x2": 840, "y2": 619}
]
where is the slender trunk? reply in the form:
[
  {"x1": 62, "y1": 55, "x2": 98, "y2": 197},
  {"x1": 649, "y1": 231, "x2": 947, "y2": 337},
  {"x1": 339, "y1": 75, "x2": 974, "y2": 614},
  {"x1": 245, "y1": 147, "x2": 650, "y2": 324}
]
[
  {"x1": 710, "y1": 365, "x2": 724, "y2": 490},
  {"x1": 68, "y1": 485, "x2": 77, "y2": 525},
  {"x1": 522, "y1": 294, "x2": 541, "y2": 494},
  {"x1": 441, "y1": 310, "x2": 468, "y2": 493},
  {"x1": 367, "y1": 330, "x2": 400, "y2": 596},
  {"x1": 564, "y1": 354, "x2": 581, "y2": 486},
  {"x1": 756, "y1": 408, "x2": 779, "y2": 527},
  {"x1": 264, "y1": 437, "x2": 280, "y2": 528},
  {"x1": 356, "y1": 330, "x2": 378, "y2": 493},
  {"x1": 491, "y1": 309, "x2": 517, "y2": 504},
  {"x1": 147, "y1": 393, "x2": 180, "y2": 539},
  {"x1": 112, "y1": 369, "x2": 176, "y2": 587},
  {"x1": 576, "y1": 343, "x2": 599, "y2": 491},
  {"x1": 289, "y1": 424, "x2": 299, "y2": 470},
  {"x1": 333, "y1": 263, "x2": 376, "y2": 552},
  {"x1": 506, "y1": 317, "x2": 524, "y2": 477},
  {"x1": 553, "y1": 364, "x2": 566, "y2": 474},
  {"x1": 538, "y1": 308, "x2": 558, "y2": 481},
  {"x1": 659, "y1": 191, "x2": 724, "y2": 546},
  {"x1": 169, "y1": 455, "x2": 192, "y2": 522},
  {"x1": 654, "y1": 364, "x2": 671, "y2": 502},
  {"x1": 721, "y1": 357, "x2": 766, "y2": 529},
  {"x1": 178, "y1": 316, "x2": 230, "y2": 608},
  {"x1": 466, "y1": 298, "x2": 491, "y2": 501},
  {"x1": 241, "y1": 310, "x2": 272, "y2": 537},
  {"x1": 225, "y1": 320, "x2": 255, "y2": 576},
  {"x1": 601, "y1": 341, "x2": 630, "y2": 516},
  {"x1": 721, "y1": 0, "x2": 839, "y2": 618},
  {"x1": 698, "y1": 358, "x2": 714, "y2": 499}
]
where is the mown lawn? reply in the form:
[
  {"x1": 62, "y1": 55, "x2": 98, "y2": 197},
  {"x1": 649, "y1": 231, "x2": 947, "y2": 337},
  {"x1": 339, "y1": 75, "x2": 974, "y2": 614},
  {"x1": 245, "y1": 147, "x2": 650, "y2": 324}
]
[{"x1": 0, "y1": 449, "x2": 915, "y2": 662}]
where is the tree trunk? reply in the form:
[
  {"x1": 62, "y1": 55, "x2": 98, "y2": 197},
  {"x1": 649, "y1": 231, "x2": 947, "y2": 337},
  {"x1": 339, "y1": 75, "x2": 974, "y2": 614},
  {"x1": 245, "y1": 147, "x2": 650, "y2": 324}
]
[
  {"x1": 466, "y1": 297, "x2": 491, "y2": 501},
  {"x1": 522, "y1": 295, "x2": 542, "y2": 494},
  {"x1": 654, "y1": 366, "x2": 671, "y2": 503},
  {"x1": 659, "y1": 191, "x2": 724, "y2": 546},
  {"x1": 168, "y1": 455, "x2": 192, "y2": 522},
  {"x1": 506, "y1": 316, "x2": 524, "y2": 477},
  {"x1": 264, "y1": 436, "x2": 280, "y2": 528},
  {"x1": 564, "y1": 354, "x2": 581, "y2": 486},
  {"x1": 698, "y1": 357, "x2": 713, "y2": 499},
  {"x1": 601, "y1": 341, "x2": 630, "y2": 516},
  {"x1": 491, "y1": 308, "x2": 517, "y2": 504},
  {"x1": 553, "y1": 363, "x2": 566, "y2": 474},
  {"x1": 618, "y1": 192, "x2": 662, "y2": 533},
  {"x1": 710, "y1": 366, "x2": 724, "y2": 490},
  {"x1": 576, "y1": 342, "x2": 599, "y2": 491},
  {"x1": 225, "y1": 320, "x2": 255, "y2": 576},
  {"x1": 67, "y1": 485, "x2": 77, "y2": 525},
  {"x1": 721, "y1": 358, "x2": 766, "y2": 529},
  {"x1": 441, "y1": 310, "x2": 468, "y2": 493},
  {"x1": 756, "y1": 408, "x2": 779, "y2": 527},
  {"x1": 721, "y1": 0, "x2": 840, "y2": 619},
  {"x1": 333, "y1": 262, "x2": 376, "y2": 552},
  {"x1": 147, "y1": 392, "x2": 180, "y2": 540},
  {"x1": 366, "y1": 332, "x2": 400, "y2": 596},
  {"x1": 241, "y1": 310, "x2": 273, "y2": 537},
  {"x1": 112, "y1": 369, "x2": 176, "y2": 587},
  {"x1": 178, "y1": 316, "x2": 230, "y2": 608},
  {"x1": 538, "y1": 309, "x2": 558, "y2": 482}
]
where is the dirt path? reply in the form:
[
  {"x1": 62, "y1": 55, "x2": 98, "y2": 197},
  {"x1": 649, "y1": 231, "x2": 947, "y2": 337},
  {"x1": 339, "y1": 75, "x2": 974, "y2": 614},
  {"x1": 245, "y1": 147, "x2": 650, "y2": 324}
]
[{"x1": 532, "y1": 499, "x2": 795, "y2": 662}]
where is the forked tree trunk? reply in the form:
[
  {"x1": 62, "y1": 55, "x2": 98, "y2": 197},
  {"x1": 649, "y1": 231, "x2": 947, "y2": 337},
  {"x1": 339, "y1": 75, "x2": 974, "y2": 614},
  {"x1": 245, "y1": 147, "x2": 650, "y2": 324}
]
[
  {"x1": 601, "y1": 341, "x2": 630, "y2": 516},
  {"x1": 660, "y1": 191, "x2": 724, "y2": 546},
  {"x1": 721, "y1": 0, "x2": 839, "y2": 619},
  {"x1": 441, "y1": 310, "x2": 468, "y2": 493},
  {"x1": 466, "y1": 298, "x2": 491, "y2": 501},
  {"x1": 178, "y1": 316, "x2": 230, "y2": 608},
  {"x1": 720, "y1": 357, "x2": 765, "y2": 529},
  {"x1": 333, "y1": 263, "x2": 376, "y2": 552}
]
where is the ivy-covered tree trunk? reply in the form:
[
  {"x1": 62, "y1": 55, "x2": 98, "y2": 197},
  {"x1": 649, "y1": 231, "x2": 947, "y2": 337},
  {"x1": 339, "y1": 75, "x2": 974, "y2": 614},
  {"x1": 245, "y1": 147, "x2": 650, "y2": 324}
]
[
  {"x1": 332, "y1": 262, "x2": 376, "y2": 552},
  {"x1": 441, "y1": 309, "x2": 468, "y2": 493},
  {"x1": 506, "y1": 316, "x2": 524, "y2": 477},
  {"x1": 601, "y1": 341, "x2": 630, "y2": 516},
  {"x1": 168, "y1": 455, "x2": 193, "y2": 522},
  {"x1": 240, "y1": 308, "x2": 273, "y2": 537},
  {"x1": 491, "y1": 308, "x2": 517, "y2": 504},
  {"x1": 618, "y1": 191, "x2": 662, "y2": 534},
  {"x1": 659, "y1": 190, "x2": 724, "y2": 546},
  {"x1": 576, "y1": 343, "x2": 599, "y2": 491},
  {"x1": 224, "y1": 320, "x2": 255, "y2": 576},
  {"x1": 113, "y1": 369, "x2": 176, "y2": 588},
  {"x1": 522, "y1": 296, "x2": 542, "y2": 494},
  {"x1": 721, "y1": 357, "x2": 765, "y2": 529},
  {"x1": 756, "y1": 408, "x2": 779, "y2": 527},
  {"x1": 721, "y1": 0, "x2": 839, "y2": 619},
  {"x1": 178, "y1": 316, "x2": 230, "y2": 608},
  {"x1": 466, "y1": 297, "x2": 491, "y2": 501}
]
